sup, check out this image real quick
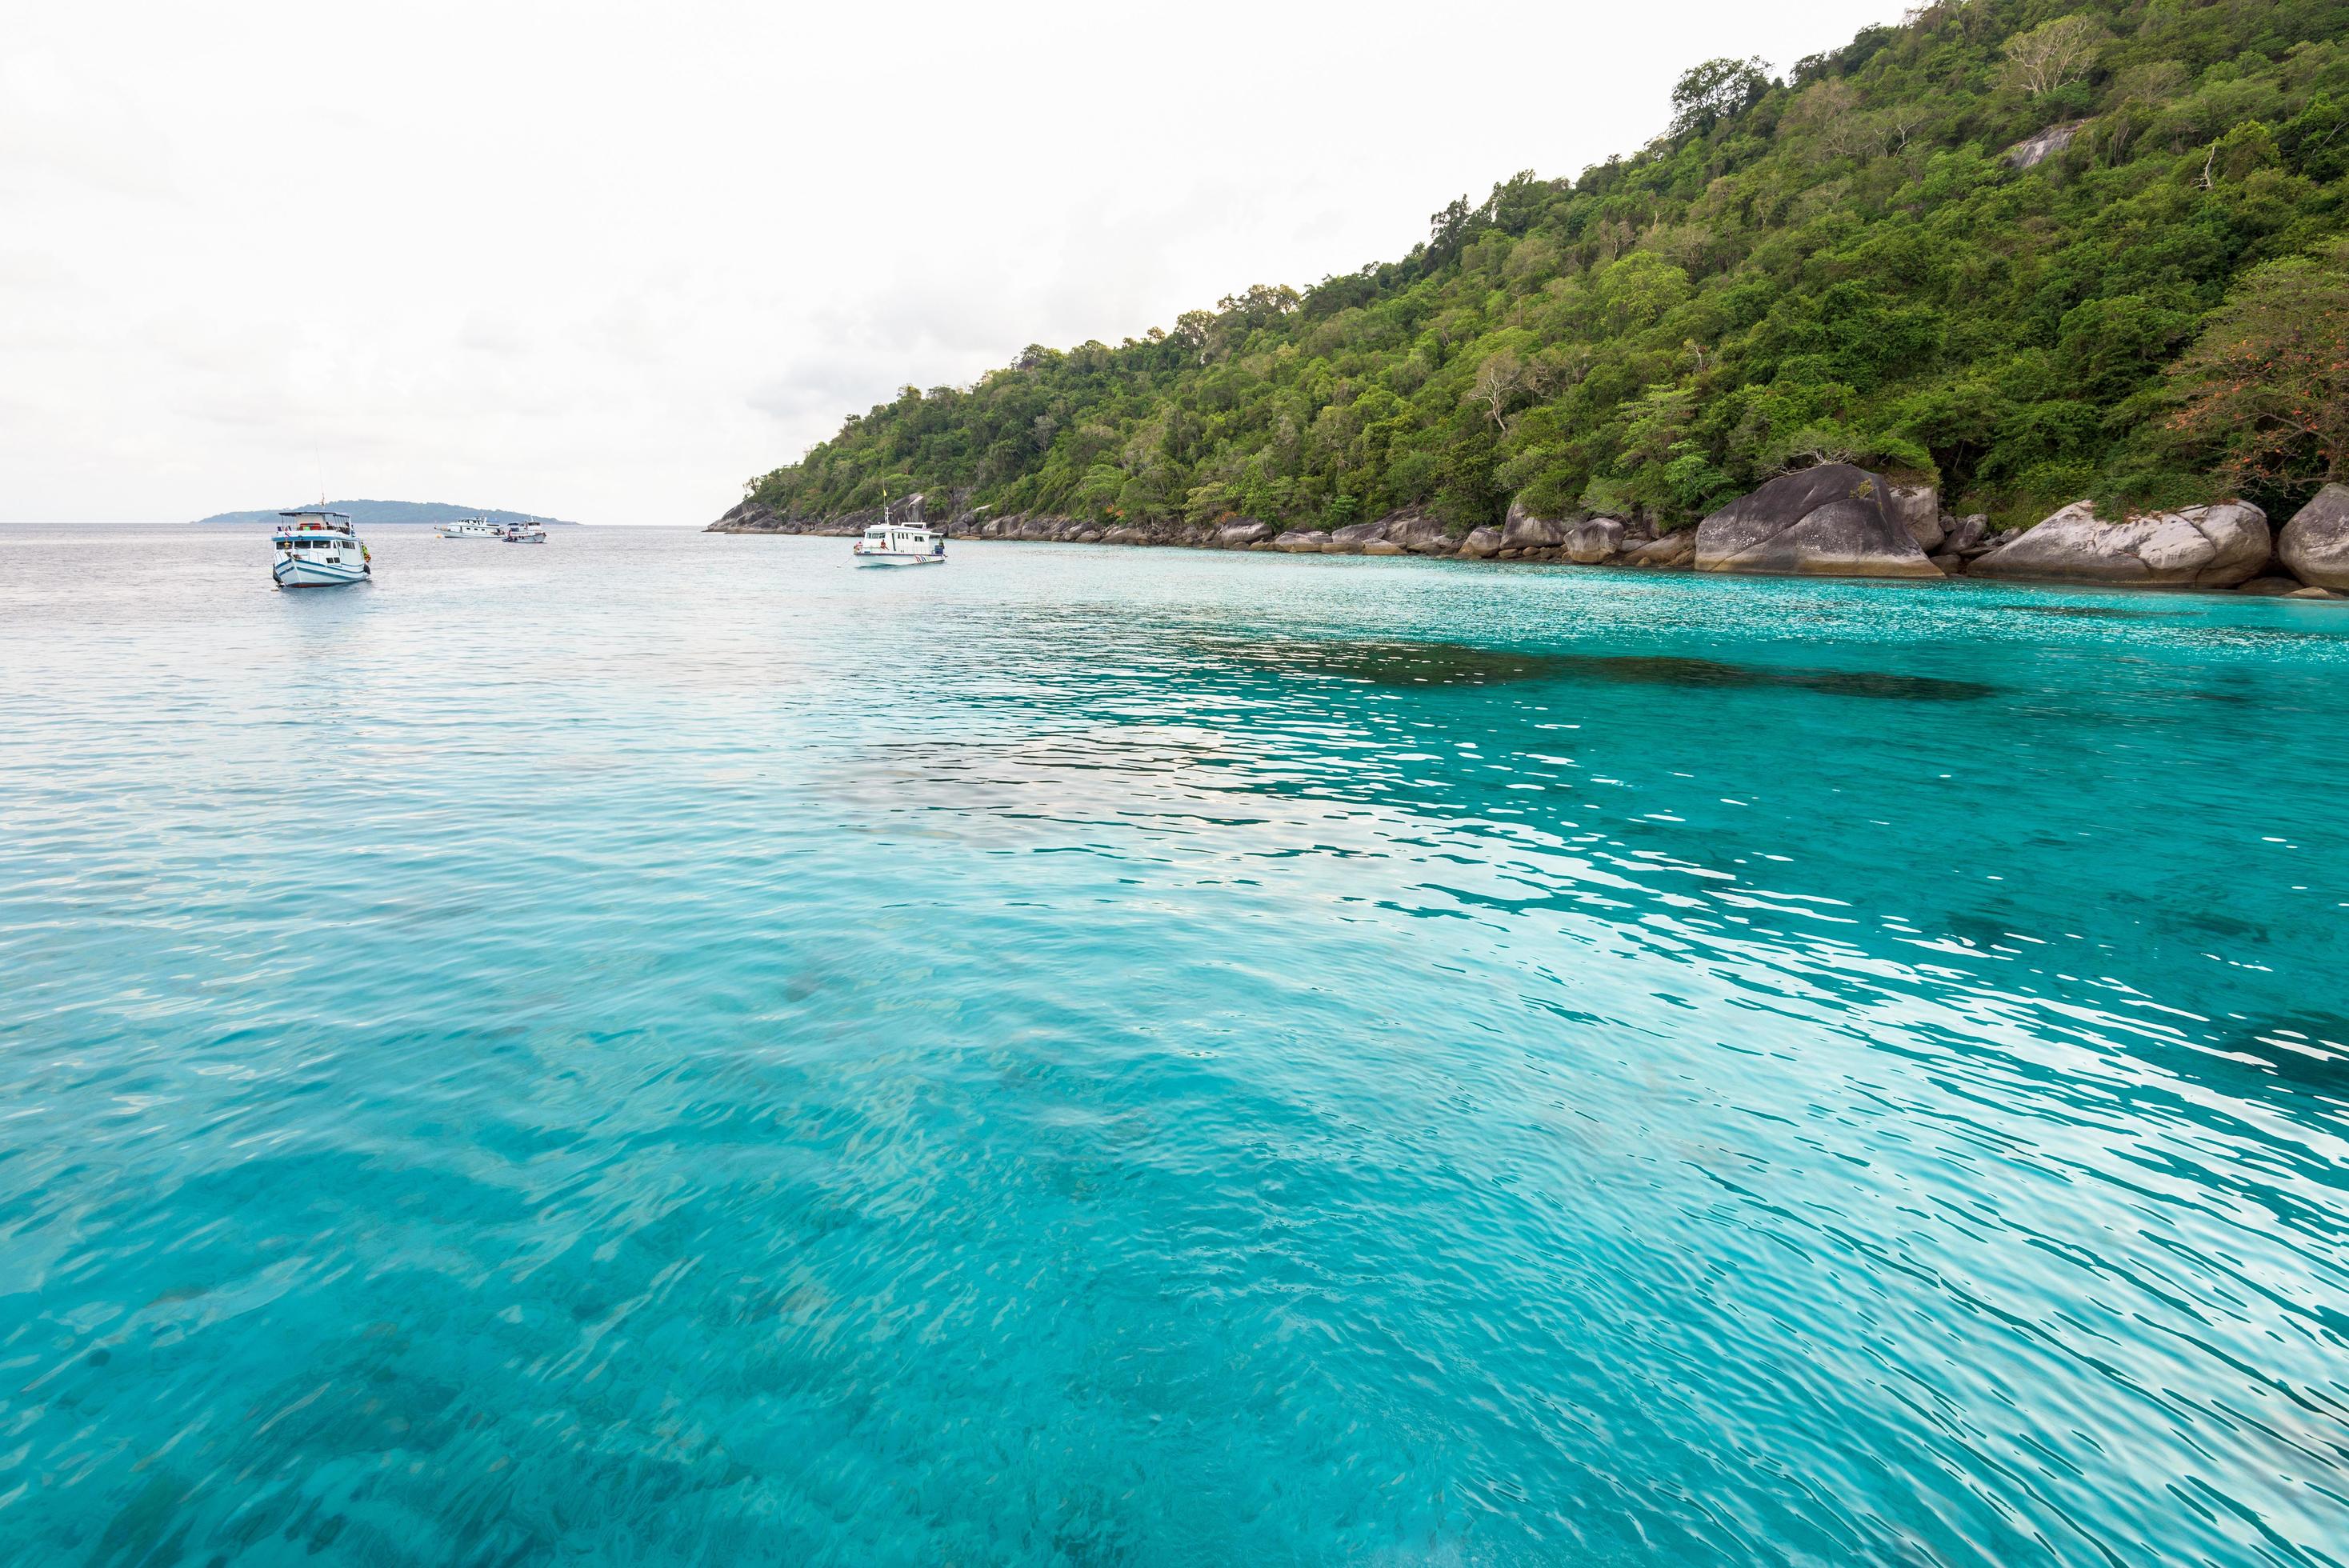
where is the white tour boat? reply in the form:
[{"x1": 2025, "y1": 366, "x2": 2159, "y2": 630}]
[
  {"x1": 502, "y1": 519, "x2": 547, "y2": 543},
  {"x1": 852, "y1": 498, "x2": 946, "y2": 567},
  {"x1": 271, "y1": 507, "x2": 371, "y2": 588},
  {"x1": 434, "y1": 516, "x2": 502, "y2": 539}
]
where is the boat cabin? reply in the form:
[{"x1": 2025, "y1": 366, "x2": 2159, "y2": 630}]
[
  {"x1": 860, "y1": 523, "x2": 942, "y2": 554},
  {"x1": 275, "y1": 506, "x2": 354, "y2": 538}
]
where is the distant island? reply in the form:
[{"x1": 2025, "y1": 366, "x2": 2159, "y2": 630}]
[{"x1": 192, "y1": 500, "x2": 578, "y2": 527}]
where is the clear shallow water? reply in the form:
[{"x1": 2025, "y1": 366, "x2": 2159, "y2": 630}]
[{"x1": 3, "y1": 524, "x2": 2347, "y2": 1567}]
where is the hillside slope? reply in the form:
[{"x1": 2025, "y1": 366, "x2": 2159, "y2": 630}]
[{"x1": 735, "y1": 0, "x2": 2349, "y2": 537}]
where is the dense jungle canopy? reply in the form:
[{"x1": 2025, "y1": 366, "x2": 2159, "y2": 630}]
[{"x1": 745, "y1": 0, "x2": 2349, "y2": 534}]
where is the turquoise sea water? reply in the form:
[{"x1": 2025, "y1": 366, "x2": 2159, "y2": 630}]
[{"x1": 2, "y1": 523, "x2": 2346, "y2": 1566}]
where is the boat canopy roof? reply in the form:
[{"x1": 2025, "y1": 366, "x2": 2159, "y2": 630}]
[{"x1": 279, "y1": 507, "x2": 352, "y2": 522}]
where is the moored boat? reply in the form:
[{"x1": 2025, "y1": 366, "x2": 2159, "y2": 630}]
[
  {"x1": 434, "y1": 516, "x2": 501, "y2": 539},
  {"x1": 852, "y1": 498, "x2": 946, "y2": 566},
  {"x1": 502, "y1": 520, "x2": 547, "y2": 543},
  {"x1": 271, "y1": 508, "x2": 371, "y2": 587}
]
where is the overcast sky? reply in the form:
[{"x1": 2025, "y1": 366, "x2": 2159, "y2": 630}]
[{"x1": 4, "y1": 0, "x2": 1898, "y2": 526}]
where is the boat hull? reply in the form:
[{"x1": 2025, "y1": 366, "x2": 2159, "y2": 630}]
[
  {"x1": 274, "y1": 558, "x2": 370, "y2": 587},
  {"x1": 853, "y1": 552, "x2": 946, "y2": 567}
]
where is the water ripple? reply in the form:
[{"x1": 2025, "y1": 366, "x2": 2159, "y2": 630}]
[{"x1": 2, "y1": 526, "x2": 2346, "y2": 1566}]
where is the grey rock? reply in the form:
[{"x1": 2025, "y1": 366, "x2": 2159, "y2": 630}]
[
  {"x1": 1564, "y1": 518, "x2": 1626, "y2": 563},
  {"x1": 1215, "y1": 518, "x2": 1275, "y2": 547},
  {"x1": 1928, "y1": 552, "x2": 1967, "y2": 574},
  {"x1": 1623, "y1": 532, "x2": 1695, "y2": 568},
  {"x1": 2279, "y1": 483, "x2": 2349, "y2": 590},
  {"x1": 1943, "y1": 514, "x2": 1990, "y2": 554},
  {"x1": 1455, "y1": 526, "x2": 1504, "y2": 560},
  {"x1": 2237, "y1": 576, "x2": 2307, "y2": 597},
  {"x1": 1102, "y1": 526, "x2": 1150, "y2": 546},
  {"x1": 1071, "y1": 527, "x2": 1105, "y2": 543},
  {"x1": 2290, "y1": 586, "x2": 2343, "y2": 600},
  {"x1": 1380, "y1": 511, "x2": 1454, "y2": 554},
  {"x1": 1362, "y1": 540, "x2": 1408, "y2": 556},
  {"x1": 706, "y1": 498, "x2": 785, "y2": 533},
  {"x1": 1887, "y1": 485, "x2": 1943, "y2": 552},
  {"x1": 1274, "y1": 529, "x2": 1332, "y2": 553},
  {"x1": 1327, "y1": 520, "x2": 1388, "y2": 554},
  {"x1": 1695, "y1": 464, "x2": 1943, "y2": 578},
  {"x1": 1971, "y1": 500, "x2": 2272, "y2": 587},
  {"x1": 1500, "y1": 502, "x2": 1567, "y2": 550},
  {"x1": 2005, "y1": 120, "x2": 2087, "y2": 170}
]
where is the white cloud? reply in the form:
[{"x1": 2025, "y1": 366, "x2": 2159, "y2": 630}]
[{"x1": 1, "y1": 0, "x2": 1899, "y2": 525}]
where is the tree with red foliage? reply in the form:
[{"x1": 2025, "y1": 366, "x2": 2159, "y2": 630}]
[{"x1": 2167, "y1": 243, "x2": 2349, "y2": 496}]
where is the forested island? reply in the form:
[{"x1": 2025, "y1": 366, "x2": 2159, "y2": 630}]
[
  {"x1": 714, "y1": 0, "x2": 2349, "y2": 594},
  {"x1": 195, "y1": 501, "x2": 577, "y2": 527}
]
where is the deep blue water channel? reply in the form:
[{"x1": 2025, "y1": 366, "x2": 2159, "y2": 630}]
[{"x1": 2, "y1": 523, "x2": 2346, "y2": 1566}]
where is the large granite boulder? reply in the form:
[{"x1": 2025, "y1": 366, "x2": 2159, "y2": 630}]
[
  {"x1": 1274, "y1": 529, "x2": 1331, "y2": 553},
  {"x1": 1695, "y1": 465, "x2": 1942, "y2": 578},
  {"x1": 1381, "y1": 511, "x2": 1454, "y2": 554},
  {"x1": 1623, "y1": 532, "x2": 1695, "y2": 567},
  {"x1": 707, "y1": 498, "x2": 785, "y2": 533},
  {"x1": 1887, "y1": 485, "x2": 1943, "y2": 552},
  {"x1": 1564, "y1": 518, "x2": 1626, "y2": 563},
  {"x1": 1501, "y1": 502, "x2": 1567, "y2": 551},
  {"x1": 1971, "y1": 500, "x2": 2272, "y2": 587},
  {"x1": 1102, "y1": 525, "x2": 1150, "y2": 545},
  {"x1": 2279, "y1": 484, "x2": 2349, "y2": 590},
  {"x1": 1215, "y1": 518, "x2": 1275, "y2": 547},
  {"x1": 1456, "y1": 526, "x2": 1504, "y2": 559},
  {"x1": 1327, "y1": 520, "x2": 1387, "y2": 554}
]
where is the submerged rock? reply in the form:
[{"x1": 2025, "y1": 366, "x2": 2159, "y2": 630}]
[
  {"x1": 1971, "y1": 500, "x2": 2272, "y2": 587},
  {"x1": 2279, "y1": 484, "x2": 2349, "y2": 590},
  {"x1": 1564, "y1": 518, "x2": 1626, "y2": 564},
  {"x1": 1695, "y1": 465, "x2": 1942, "y2": 578}
]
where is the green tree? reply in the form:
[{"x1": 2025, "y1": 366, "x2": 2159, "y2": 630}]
[
  {"x1": 1671, "y1": 57, "x2": 1771, "y2": 136},
  {"x1": 2166, "y1": 242, "x2": 2349, "y2": 495}
]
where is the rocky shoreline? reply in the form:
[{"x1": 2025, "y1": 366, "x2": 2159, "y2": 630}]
[{"x1": 708, "y1": 473, "x2": 2349, "y2": 601}]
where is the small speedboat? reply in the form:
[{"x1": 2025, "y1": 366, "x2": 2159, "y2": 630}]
[
  {"x1": 502, "y1": 520, "x2": 546, "y2": 543},
  {"x1": 271, "y1": 508, "x2": 371, "y2": 587},
  {"x1": 434, "y1": 516, "x2": 501, "y2": 539}
]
